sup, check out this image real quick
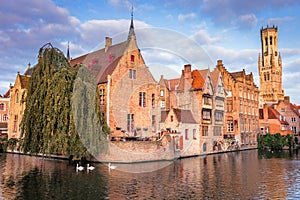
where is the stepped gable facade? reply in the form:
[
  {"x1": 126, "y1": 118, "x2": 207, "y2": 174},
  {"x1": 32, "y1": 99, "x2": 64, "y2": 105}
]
[
  {"x1": 8, "y1": 68, "x2": 31, "y2": 139},
  {"x1": 70, "y1": 17, "x2": 167, "y2": 139},
  {"x1": 216, "y1": 60, "x2": 259, "y2": 147}
]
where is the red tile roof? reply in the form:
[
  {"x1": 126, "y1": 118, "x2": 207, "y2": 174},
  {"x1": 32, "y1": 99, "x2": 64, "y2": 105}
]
[
  {"x1": 160, "y1": 108, "x2": 197, "y2": 124},
  {"x1": 173, "y1": 108, "x2": 197, "y2": 124},
  {"x1": 70, "y1": 40, "x2": 130, "y2": 84},
  {"x1": 3, "y1": 90, "x2": 10, "y2": 98},
  {"x1": 290, "y1": 103, "x2": 300, "y2": 116},
  {"x1": 163, "y1": 78, "x2": 180, "y2": 91},
  {"x1": 198, "y1": 69, "x2": 209, "y2": 79},
  {"x1": 268, "y1": 106, "x2": 289, "y2": 125},
  {"x1": 211, "y1": 68, "x2": 220, "y2": 88},
  {"x1": 191, "y1": 70, "x2": 205, "y2": 90}
]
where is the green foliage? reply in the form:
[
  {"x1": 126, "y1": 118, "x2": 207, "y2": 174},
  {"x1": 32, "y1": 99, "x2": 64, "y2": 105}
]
[
  {"x1": 7, "y1": 138, "x2": 18, "y2": 151},
  {"x1": 21, "y1": 45, "x2": 109, "y2": 158},
  {"x1": 72, "y1": 66, "x2": 109, "y2": 157},
  {"x1": 19, "y1": 47, "x2": 75, "y2": 156},
  {"x1": 258, "y1": 133, "x2": 294, "y2": 150}
]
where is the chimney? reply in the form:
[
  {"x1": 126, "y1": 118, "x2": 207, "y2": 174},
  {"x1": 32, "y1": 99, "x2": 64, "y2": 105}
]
[
  {"x1": 217, "y1": 60, "x2": 223, "y2": 66},
  {"x1": 105, "y1": 37, "x2": 112, "y2": 52},
  {"x1": 183, "y1": 64, "x2": 191, "y2": 79},
  {"x1": 284, "y1": 96, "x2": 290, "y2": 103}
]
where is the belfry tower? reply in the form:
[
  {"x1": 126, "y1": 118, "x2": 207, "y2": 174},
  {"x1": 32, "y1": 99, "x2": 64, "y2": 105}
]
[{"x1": 258, "y1": 25, "x2": 284, "y2": 103}]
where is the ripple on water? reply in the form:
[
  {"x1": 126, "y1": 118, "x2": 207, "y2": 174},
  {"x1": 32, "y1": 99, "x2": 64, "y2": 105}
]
[{"x1": 0, "y1": 150, "x2": 300, "y2": 199}]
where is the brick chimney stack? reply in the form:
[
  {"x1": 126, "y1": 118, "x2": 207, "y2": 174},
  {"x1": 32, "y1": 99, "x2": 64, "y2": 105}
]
[
  {"x1": 183, "y1": 64, "x2": 192, "y2": 79},
  {"x1": 105, "y1": 37, "x2": 112, "y2": 52}
]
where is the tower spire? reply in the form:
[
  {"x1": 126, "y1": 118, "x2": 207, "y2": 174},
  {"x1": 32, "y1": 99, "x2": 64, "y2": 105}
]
[
  {"x1": 67, "y1": 41, "x2": 70, "y2": 61},
  {"x1": 127, "y1": 5, "x2": 135, "y2": 40}
]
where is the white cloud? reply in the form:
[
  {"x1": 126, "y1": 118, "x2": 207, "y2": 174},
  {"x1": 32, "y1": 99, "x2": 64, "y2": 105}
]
[
  {"x1": 237, "y1": 13, "x2": 257, "y2": 28},
  {"x1": 178, "y1": 13, "x2": 196, "y2": 22},
  {"x1": 108, "y1": 0, "x2": 131, "y2": 9},
  {"x1": 191, "y1": 30, "x2": 221, "y2": 45},
  {"x1": 267, "y1": 16, "x2": 294, "y2": 26}
]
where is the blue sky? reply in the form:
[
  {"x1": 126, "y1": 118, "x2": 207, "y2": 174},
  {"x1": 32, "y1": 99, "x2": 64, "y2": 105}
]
[{"x1": 1, "y1": 0, "x2": 300, "y2": 104}]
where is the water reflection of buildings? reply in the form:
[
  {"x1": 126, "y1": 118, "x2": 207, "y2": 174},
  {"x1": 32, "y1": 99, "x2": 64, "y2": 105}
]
[
  {"x1": 107, "y1": 150, "x2": 297, "y2": 199},
  {"x1": 0, "y1": 151, "x2": 297, "y2": 199}
]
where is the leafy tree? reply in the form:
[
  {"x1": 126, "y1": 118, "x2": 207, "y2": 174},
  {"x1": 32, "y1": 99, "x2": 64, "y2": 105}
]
[
  {"x1": 258, "y1": 133, "x2": 294, "y2": 150},
  {"x1": 21, "y1": 44, "x2": 109, "y2": 158}
]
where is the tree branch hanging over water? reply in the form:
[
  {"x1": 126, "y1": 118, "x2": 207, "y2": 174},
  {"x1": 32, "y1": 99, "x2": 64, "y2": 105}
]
[{"x1": 21, "y1": 44, "x2": 109, "y2": 157}]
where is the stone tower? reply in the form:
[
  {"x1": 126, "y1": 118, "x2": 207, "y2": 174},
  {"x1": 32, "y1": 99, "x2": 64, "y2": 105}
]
[{"x1": 258, "y1": 25, "x2": 284, "y2": 103}]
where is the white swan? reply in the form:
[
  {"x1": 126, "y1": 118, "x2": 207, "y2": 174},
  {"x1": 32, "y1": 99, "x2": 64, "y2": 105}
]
[
  {"x1": 76, "y1": 163, "x2": 84, "y2": 172},
  {"x1": 87, "y1": 164, "x2": 95, "y2": 171},
  {"x1": 108, "y1": 162, "x2": 117, "y2": 171}
]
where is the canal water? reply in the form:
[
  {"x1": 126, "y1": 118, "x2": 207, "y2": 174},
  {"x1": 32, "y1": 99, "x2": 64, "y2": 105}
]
[{"x1": 0, "y1": 149, "x2": 299, "y2": 199}]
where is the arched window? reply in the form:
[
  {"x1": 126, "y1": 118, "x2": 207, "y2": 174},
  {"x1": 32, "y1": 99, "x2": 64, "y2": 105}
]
[
  {"x1": 131, "y1": 55, "x2": 135, "y2": 62},
  {"x1": 265, "y1": 37, "x2": 268, "y2": 46},
  {"x1": 16, "y1": 90, "x2": 19, "y2": 103},
  {"x1": 160, "y1": 90, "x2": 164, "y2": 97},
  {"x1": 0, "y1": 103, "x2": 4, "y2": 110}
]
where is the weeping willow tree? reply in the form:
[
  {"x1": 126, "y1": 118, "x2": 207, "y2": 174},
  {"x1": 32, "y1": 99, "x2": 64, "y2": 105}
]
[
  {"x1": 21, "y1": 43, "x2": 109, "y2": 157},
  {"x1": 72, "y1": 66, "x2": 109, "y2": 158}
]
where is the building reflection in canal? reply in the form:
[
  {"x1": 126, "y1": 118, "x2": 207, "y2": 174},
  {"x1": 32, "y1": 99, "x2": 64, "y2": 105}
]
[{"x1": 0, "y1": 150, "x2": 299, "y2": 199}]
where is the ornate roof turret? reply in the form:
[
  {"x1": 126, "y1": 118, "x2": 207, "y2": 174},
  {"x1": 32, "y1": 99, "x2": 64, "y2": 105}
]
[{"x1": 127, "y1": 6, "x2": 135, "y2": 40}]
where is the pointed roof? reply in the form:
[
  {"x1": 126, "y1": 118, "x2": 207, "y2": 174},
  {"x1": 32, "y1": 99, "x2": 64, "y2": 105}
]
[
  {"x1": 260, "y1": 105, "x2": 289, "y2": 125},
  {"x1": 163, "y1": 78, "x2": 180, "y2": 91},
  {"x1": 24, "y1": 63, "x2": 33, "y2": 76},
  {"x1": 3, "y1": 89, "x2": 10, "y2": 98},
  {"x1": 211, "y1": 68, "x2": 220, "y2": 88},
  {"x1": 70, "y1": 14, "x2": 138, "y2": 84},
  {"x1": 290, "y1": 103, "x2": 300, "y2": 117},
  {"x1": 19, "y1": 75, "x2": 30, "y2": 89},
  {"x1": 127, "y1": 6, "x2": 135, "y2": 40},
  {"x1": 173, "y1": 108, "x2": 197, "y2": 124},
  {"x1": 67, "y1": 42, "x2": 70, "y2": 61},
  {"x1": 160, "y1": 108, "x2": 197, "y2": 124},
  {"x1": 198, "y1": 68, "x2": 209, "y2": 79}
]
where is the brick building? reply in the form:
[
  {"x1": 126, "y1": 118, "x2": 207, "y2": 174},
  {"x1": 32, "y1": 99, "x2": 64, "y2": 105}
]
[
  {"x1": 216, "y1": 60, "x2": 259, "y2": 147},
  {"x1": 258, "y1": 26, "x2": 284, "y2": 104},
  {"x1": 160, "y1": 107, "x2": 199, "y2": 157},
  {"x1": 259, "y1": 104, "x2": 292, "y2": 136},
  {"x1": 211, "y1": 67, "x2": 226, "y2": 150},
  {"x1": 272, "y1": 97, "x2": 300, "y2": 138},
  {"x1": 0, "y1": 90, "x2": 10, "y2": 135},
  {"x1": 8, "y1": 66, "x2": 32, "y2": 139},
  {"x1": 70, "y1": 16, "x2": 167, "y2": 139},
  {"x1": 161, "y1": 64, "x2": 226, "y2": 153}
]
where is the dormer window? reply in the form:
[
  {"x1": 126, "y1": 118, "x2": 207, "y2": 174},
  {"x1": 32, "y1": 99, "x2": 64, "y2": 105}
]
[{"x1": 131, "y1": 55, "x2": 135, "y2": 63}]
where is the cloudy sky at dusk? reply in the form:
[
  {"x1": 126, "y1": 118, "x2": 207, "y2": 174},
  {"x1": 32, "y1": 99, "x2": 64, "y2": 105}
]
[{"x1": 1, "y1": 0, "x2": 300, "y2": 104}]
